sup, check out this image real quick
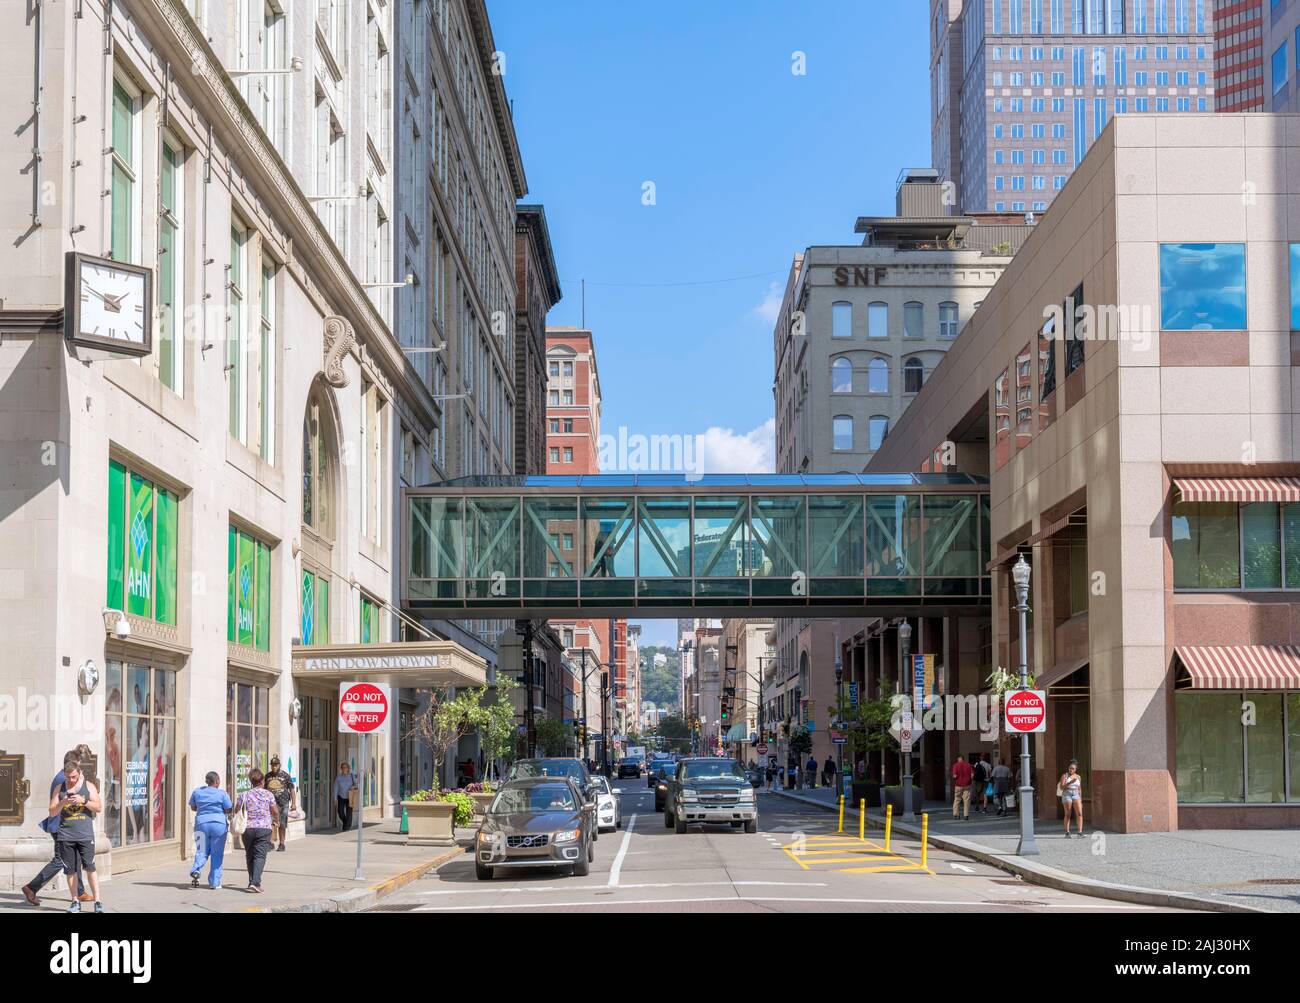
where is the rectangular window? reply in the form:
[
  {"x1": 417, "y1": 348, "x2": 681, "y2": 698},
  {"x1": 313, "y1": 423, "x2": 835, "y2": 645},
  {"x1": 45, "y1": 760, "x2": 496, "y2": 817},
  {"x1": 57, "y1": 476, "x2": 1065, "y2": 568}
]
[
  {"x1": 904, "y1": 302, "x2": 923, "y2": 339},
  {"x1": 1065, "y1": 282, "x2": 1086, "y2": 376},
  {"x1": 110, "y1": 77, "x2": 140, "y2": 264},
  {"x1": 994, "y1": 367, "x2": 1011, "y2": 469},
  {"x1": 228, "y1": 525, "x2": 272, "y2": 651},
  {"x1": 158, "y1": 142, "x2": 183, "y2": 395},
  {"x1": 258, "y1": 262, "x2": 276, "y2": 462},
  {"x1": 868, "y1": 302, "x2": 888, "y2": 339},
  {"x1": 1242, "y1": 503, "x2": 1282, "y2": 589},
  {"x1": 228, "y1": 223, "x2": 247, "y2": 440},
  {"x1": 360, "y1": 381, "x2": 385, "y2": 545},
  {"x1": 360, "y1": 593, "x2": 382, "y2": 643},
  {"x1": 225, "y1": 677, "x2": 271, "y2": 803},
  {"x1": 1277, "y1": 43, "x2": 1291, "y2": 94},
  {"x1": 1073, "y1": 98, "x2": 1087, "y2": 166},
  {"x1": 832, "y1": 416, "x2": 853, "y2": 451},
  {"x1": 106, "y1": 460, "x2": 178, "y2": 625},
  {"x1": 1159, "y1": 243, "x2": 1248, "y2": 331},
  {"x1": 301, "y1": 567, "x2": 330, "y2": 645},
  {"x1": 1175, "y1": 692, "x2": 1245, "y2": 803},
  {"x1": 104, "y1": 661, "x2": 178, "y2": 847},
  {"x1": 563, "y1": 447, "x2": 573, "y2": 463},
  {"x1": 1039, "y1": 313, "x2": 1057, "y2": 430},
  {"x1": 1172, "y1": 503, "x2": 1241, "y2": 589},
  {"x1": 939, "y1": 302, "x2": 959, "y2": 338}
]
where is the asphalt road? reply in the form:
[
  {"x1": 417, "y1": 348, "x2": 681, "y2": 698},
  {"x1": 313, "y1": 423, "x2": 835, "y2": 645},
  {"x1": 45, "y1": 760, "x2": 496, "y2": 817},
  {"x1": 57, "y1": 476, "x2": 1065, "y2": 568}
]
[{"x1": 367, "y1": 779, "x2": 1183, "y2": 914}]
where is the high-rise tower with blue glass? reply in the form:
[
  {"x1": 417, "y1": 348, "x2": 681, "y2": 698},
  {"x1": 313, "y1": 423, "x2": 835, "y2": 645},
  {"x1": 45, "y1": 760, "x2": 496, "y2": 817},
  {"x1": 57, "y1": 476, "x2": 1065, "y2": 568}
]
[{"x1": 931, "y1": 1, "x2": 1215, "y2": 213}]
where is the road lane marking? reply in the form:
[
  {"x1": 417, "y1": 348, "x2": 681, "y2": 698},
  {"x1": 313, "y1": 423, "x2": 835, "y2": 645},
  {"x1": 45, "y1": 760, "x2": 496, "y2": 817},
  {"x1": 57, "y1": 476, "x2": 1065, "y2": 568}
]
[
  {"x1": 414, "y1": 879, "x2": 827, "y2": 897},
  {"x1": 409, "y1": 895, "x2": 1166, "y2": 912},
  {"x1": 607, "y1": 812, "x2": 636, "y2": 887},
  {"x1": 950, "y1": 863, "x2": 975, "y2": 873}
]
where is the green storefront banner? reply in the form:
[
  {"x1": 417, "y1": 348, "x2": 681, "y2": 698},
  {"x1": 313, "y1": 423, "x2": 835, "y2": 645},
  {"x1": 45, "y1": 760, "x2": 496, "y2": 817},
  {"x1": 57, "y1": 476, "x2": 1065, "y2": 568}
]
[
  {"x1": 228, "y1": 526, "x2": 271, "y2": 652},
  {"x1": 107, "y1": 460, "x2": 176, "y2": 625}
]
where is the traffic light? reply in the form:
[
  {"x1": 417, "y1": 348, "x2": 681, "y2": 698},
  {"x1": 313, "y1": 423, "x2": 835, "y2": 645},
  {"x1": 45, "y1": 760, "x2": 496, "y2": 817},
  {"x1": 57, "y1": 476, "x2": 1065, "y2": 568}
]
[{"x1": 720, "y1": 704, "x2": 730, "y2": 722}]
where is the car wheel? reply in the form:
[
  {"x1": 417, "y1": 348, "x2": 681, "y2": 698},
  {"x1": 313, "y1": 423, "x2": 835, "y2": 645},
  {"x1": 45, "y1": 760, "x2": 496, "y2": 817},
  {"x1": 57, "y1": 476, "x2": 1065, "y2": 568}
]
[
  {"x1": 744, "y1": 819, "x2": 757, "y2": 833},
  {"x1": 674, "y1": 814, "x2": 688, "y2": 834},
  {"x1": 475, "y1": 862, "x2": 494, "y2": 881},
  {"x1": 573, "y1": 847, "x2": 591, "y2": 876}
]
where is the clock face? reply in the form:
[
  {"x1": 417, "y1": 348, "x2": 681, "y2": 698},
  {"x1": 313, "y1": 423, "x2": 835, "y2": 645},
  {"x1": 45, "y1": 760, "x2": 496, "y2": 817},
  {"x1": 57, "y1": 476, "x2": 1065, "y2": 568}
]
[
  {"x1": 79, "y1": 261, "x2": 147, "y2": 345},
  {"x1": 65, "y1": 251, "x2": 152, "y2": 357}
]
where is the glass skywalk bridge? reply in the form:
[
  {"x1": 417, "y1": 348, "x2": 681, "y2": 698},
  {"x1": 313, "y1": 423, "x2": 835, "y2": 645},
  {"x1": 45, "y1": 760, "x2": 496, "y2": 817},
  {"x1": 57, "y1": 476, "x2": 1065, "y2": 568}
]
[{"x1": 404, "y1": 474, "x2": 990, "y2": 619}]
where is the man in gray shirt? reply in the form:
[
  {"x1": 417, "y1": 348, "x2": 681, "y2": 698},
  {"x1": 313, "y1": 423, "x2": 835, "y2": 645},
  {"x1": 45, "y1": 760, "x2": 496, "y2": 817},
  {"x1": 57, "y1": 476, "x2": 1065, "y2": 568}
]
[{"x1": 333, "y1": 762, "x2": 357, "y2": 833}]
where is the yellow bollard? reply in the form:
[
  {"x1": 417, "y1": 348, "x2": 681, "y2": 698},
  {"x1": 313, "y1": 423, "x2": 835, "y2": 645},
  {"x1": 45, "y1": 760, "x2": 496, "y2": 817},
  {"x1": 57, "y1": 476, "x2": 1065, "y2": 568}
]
[
  {"x1": 859, "y1": 800, "x2": 865, "y2": 840},
  {"x1": 885, "y1": 803, "x2": 893, "y2": 852},
  {"x1": 921, "y1": 812, "x2": 929, "y2": 870},
  {"x1": 838, "y1": 795, "x2": 845, "y2": 833}
]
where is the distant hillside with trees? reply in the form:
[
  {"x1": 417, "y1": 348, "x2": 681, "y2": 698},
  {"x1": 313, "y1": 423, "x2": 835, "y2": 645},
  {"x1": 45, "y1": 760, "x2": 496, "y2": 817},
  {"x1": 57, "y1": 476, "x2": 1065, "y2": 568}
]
[{"x1": 638, "y1": 644, "x2": 680, "y2": 713}]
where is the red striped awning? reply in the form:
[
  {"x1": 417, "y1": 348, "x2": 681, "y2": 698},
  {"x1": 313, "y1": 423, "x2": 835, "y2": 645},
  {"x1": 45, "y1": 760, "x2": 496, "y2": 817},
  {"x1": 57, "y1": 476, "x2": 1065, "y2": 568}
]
[
  {"x1": 1173, "y1": 477, "x2": 1300, "y2": 504},
  {"x1": 1175, "y1": 646, "x2": 1300, "y2": 690}
]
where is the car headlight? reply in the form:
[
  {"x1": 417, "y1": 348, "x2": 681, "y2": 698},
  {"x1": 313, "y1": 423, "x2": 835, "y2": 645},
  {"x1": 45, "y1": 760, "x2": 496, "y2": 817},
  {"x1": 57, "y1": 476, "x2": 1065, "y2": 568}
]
[
  {"x1": 739, "y1": 786, "x2": 755, "y2": 800},
  {"x1": 681, "y1": 788, "x2": 698, "y2": 800},
  {"x1": 476, "y1": 829, "x2": 494, "y2": 843},
  {"x1": 554, "y1": 828, "x2": 581, "y2": 843},
  {"x1": 656, "y1": 784, "x2": 666, "y2": 792}
]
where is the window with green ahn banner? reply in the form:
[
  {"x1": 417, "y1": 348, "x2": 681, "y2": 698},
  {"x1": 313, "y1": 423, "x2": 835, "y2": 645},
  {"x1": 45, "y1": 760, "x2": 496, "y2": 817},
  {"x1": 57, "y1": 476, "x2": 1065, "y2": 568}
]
[
  {"x1": 106, "y1": 460, "x2": 178, "y2": 624},
  {"x1": 227, "y1": 526, "x2": 271, "y2": 651},
  {"x1": 360, "y1": 594, "x2": 381, "y2": 643}
]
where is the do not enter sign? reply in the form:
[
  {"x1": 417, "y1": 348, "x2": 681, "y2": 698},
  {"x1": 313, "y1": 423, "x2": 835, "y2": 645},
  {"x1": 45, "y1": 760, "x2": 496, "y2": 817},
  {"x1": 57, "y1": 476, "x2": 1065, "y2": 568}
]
[
  {"x1": 1003, "y1": 689, "x2": 1047, "y2": 734},
  {"x1": 339, "y1": 682, "x2": 391, "y2": 734}
]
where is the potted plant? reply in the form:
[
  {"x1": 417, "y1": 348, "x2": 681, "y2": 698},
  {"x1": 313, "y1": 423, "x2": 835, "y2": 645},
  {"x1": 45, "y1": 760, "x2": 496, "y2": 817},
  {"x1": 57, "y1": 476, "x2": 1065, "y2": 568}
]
[
  {"x1": 464, "y1": 781, "x2": 497, "y2": 815},
  {"x1": 401, "y1": 787, "x2": 458, "y2": 846},
  {"x1": 833, "y1": 682, "x2": 898, "y2": 807}
]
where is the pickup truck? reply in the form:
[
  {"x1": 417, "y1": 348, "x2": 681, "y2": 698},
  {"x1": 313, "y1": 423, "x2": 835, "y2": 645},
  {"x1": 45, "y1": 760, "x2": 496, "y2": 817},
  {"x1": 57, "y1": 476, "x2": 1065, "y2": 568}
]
[{"x1": 664, "y1": 757, "x2": 757, "y2": 834}]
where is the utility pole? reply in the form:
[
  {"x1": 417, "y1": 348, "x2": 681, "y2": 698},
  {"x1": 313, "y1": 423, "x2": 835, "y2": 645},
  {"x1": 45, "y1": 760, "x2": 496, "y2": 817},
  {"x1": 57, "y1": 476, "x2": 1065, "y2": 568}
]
[
  {"x1": 600, "y1": 671, "x2": 610, "y2": 776},
  {"x1": 517, "y1": 619, "x2": 536, "y2": 757},
  {"x1": 580, "y1": 647, "x2": 589, "y2": 763}
]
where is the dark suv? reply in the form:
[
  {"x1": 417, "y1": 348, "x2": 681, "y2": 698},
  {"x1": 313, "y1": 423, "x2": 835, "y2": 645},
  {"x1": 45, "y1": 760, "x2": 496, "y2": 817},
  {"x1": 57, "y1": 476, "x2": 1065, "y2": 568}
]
[
  {"x1": 664, "y1": 758, "x2": 757, "y2": 833},
  {"x1": 616, "y1": 758, "x2": 643, "y2": 779}
]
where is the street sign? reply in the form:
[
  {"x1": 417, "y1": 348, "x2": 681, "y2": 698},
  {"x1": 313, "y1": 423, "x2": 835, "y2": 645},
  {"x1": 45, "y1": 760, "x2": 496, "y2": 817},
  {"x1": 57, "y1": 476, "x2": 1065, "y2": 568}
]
[
  {"x1": 830, "y1": 732, "x2": 848, "y2": 745},
  {"x1": 1004, "y1": 689, "x2": 1048, "y2": 733},
  {"x1": 848, "y1": 682, "x2": 859, "y2": 707},
  {"x1": 900, "y1": 728, "x2": 914, "y2": 753},
  {"x1": 338, "y1": 682, "x2": 391, "y2": 734},
  {"x1": 755, "y1": 743, "x2": 768, "y2": 756},
  {"x1": 888, "y1": 710, "x2": 921, "y2": 744},
  {"x1": 517, "y1": 725, "x2": 528, "y2": 736}
]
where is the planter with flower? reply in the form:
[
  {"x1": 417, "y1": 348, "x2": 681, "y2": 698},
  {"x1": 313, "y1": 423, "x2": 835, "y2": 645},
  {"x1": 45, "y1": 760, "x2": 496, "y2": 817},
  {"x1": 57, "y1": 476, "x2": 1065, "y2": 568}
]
[
  {"x1": 463, "y1": 781, "x2": 498, "y2": 816},
  {"x1": 401, "y1": 788, "x2": 459, "y2": 846}
]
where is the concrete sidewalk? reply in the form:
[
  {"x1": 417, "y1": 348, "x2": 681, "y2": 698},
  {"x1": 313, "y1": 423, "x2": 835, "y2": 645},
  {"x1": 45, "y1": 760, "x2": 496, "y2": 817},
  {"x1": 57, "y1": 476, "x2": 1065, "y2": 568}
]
[
  {"x1": 777, "y1": 787, "x2": 1296, "y2": 913},
  {"x1": 0, "y1": 820, "x2": 472, "y2": 914}
]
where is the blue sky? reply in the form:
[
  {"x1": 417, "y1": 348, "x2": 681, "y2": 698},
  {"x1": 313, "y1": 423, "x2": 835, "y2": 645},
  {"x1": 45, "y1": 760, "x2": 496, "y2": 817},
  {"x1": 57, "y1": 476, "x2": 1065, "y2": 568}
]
[{"x1": 489, "y1": 0, "x2": 931, "y2": 649}]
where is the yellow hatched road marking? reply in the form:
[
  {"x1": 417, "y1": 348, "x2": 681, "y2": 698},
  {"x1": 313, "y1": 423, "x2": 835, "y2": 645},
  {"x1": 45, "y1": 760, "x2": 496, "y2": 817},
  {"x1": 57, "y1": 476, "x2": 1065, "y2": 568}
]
[{"x1": 834, "y1": 862, "x2": 934, "y2": 875}]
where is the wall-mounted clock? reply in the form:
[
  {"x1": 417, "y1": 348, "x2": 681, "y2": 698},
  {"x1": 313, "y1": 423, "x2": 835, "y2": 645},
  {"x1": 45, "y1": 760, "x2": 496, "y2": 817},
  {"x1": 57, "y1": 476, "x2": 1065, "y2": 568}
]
[{"x1": 64, "y1": 250, "x2": 153, "y2": 357}]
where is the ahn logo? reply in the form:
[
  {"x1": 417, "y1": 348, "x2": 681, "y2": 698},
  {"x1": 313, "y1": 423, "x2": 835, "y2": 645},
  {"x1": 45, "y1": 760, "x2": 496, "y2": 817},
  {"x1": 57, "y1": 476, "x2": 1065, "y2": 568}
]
[
  {"x1": 49, "y1": 935, "x2": 152, "y2": 983},
  {"x1": 129, "y1": 508, "x2": 148, "y2": 558},
  {"x1": 237, "y1": 561, "x2": 254, "y2": 633},
  {"x1": 127, "y1": 509, "x2": 151, "y2": 601}
]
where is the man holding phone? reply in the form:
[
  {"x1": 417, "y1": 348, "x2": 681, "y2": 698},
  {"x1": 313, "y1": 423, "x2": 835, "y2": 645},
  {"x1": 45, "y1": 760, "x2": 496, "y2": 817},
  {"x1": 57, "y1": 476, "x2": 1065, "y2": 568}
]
[{"x1": 51, "y1": 756, "x2": 103, "y2": 913}]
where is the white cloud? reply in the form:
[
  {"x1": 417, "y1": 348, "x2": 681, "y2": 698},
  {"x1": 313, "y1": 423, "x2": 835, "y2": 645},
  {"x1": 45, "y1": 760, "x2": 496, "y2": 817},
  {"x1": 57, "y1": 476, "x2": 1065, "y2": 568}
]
[
  {"x1": 695, "y1": 418, "x2": 776, "y2": 473},
  {"x1": 749, "y1": 282, "x2": 783, "y2": 326}
]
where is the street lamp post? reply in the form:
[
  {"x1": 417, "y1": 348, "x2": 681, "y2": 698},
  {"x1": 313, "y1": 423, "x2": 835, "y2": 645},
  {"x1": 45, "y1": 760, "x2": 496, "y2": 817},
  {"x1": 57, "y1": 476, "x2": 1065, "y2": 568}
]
[
  {"x1": 1012, "y1": 556, "x2": 1041, "y2": 856},
  {"x1": 579, "y1": 647, "x2": 589, "y2": 763},
  {"x1": 899, "y1": 620, "x2": 914, "y2": 819}
]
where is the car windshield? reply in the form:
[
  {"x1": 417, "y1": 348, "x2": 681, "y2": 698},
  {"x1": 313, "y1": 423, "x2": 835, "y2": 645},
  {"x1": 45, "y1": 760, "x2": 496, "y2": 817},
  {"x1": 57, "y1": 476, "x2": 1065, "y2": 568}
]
[
  {"x1": 590, "y1": 776, "x2": 611, "y2": 795},
  {"x1": 508, "y1": 760, "x2": 585, "y2": 782},
  {"x1": 682, "y1": 761, "x2": 744, "y2": 781},
  {"x1": 656, "y1": 764, "x2": 675, "y2": 778},
  {"x1": 489, "y1": 785, "x2": 577, "y2": 813}
]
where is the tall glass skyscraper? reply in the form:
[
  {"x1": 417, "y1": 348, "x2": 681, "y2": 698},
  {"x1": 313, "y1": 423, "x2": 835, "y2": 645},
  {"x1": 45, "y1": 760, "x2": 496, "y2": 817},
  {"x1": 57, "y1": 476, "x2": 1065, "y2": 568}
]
[{"x1": 931, "y1": 1, "x2": 1215, "y2": 213}]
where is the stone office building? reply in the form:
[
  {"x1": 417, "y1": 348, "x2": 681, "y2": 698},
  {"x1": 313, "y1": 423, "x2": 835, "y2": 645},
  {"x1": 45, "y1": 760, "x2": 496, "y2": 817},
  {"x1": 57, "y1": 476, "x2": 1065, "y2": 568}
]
[{"x1": 0, "y1": 0, "x2": 523, "y2": 884}]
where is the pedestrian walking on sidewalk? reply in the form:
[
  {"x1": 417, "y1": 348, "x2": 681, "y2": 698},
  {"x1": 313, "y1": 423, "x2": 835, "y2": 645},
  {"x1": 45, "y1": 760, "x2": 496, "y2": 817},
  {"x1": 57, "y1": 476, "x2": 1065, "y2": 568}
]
[
  {"x1": 822, "y1": 756, "x2": 836, "y2": 789},
  {"x1": 235, "y1": 768, "x2": 279, "y2": 893},
  {"x1": 991, "y1": 758, "x2": 1013, "y2": 815},
  {"x1": 334, "y1": 762, "x2": 357, "y2": 832},
  {"x1": 1059, "y1": 760, "x2": 1084, "y2": 837},
  {"x1": 805, "y1": 755, "x2": 818, "y2": 789},
  {"x1": 188, "y1": 772, "x2": 232, "y2": 889},
  {"x1": 972, "y1": 754, "x2": 991, "y2": 813},
  {"x1": 51, "y1": 757, "x2": 103, "y2": 913},
  {"x1": 20, "y1": 751, "x2": 88, "y2": 908},
  {"x1": 264, "y1": 756, "x2": 296, "y2": 852},
  {"x1": 951, "y1": 754, "x2": 973, "y2": 819},
  {"x1": 765, "y1": 757, "x2": 778, "y2": 793}
]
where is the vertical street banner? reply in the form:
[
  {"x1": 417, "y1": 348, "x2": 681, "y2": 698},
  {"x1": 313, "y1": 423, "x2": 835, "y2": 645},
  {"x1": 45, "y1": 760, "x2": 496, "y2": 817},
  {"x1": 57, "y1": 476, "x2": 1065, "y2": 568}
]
[{"x1": 912, "y1": 654, "x2": 937, "y2": 711}]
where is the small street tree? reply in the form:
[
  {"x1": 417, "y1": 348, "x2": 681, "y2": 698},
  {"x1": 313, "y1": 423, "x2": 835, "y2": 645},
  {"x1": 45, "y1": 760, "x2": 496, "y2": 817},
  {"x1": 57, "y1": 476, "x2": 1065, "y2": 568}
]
[
  {"x1": 408, "y1": 686, "x2": 488, "y2": 790},
  {"x1": 829, "y1": 679, "x2": 898, "y2": 783},
  {"x1": 479, "y1": 676, "x2": 519, "y2": 782},
  {"x1": 534, "y1": 716, "x2": 572, "y2": 756}
]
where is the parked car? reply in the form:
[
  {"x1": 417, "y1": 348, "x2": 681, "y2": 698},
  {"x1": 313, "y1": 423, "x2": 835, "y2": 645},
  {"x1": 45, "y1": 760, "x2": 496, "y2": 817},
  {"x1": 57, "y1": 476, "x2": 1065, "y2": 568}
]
[
  {"x1": 664, "y1": 758, "x2": 757, "y2": 834},
  {"x1": 651, "y1": 760, "x2": 677, "y2": 812},
  {"x1": 589, "y1": 774, "x2": 622, "y2": 832},
  {"x1": 617, "y1": 757, "x2": 643, "y2": 779}
]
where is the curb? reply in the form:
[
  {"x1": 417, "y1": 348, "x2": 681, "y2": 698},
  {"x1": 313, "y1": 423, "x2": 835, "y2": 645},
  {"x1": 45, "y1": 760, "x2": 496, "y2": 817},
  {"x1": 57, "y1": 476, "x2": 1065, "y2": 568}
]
[
  {"x1": 252, "y1": 843, "x2": 469, "y2": 914},
  {"x1": 772, "y1": 790, "x2": 1266, "y2": 914}
]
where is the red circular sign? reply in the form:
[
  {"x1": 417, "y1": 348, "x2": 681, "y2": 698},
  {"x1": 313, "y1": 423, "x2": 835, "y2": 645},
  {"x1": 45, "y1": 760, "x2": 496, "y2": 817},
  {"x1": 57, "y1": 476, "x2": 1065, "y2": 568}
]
[
  {"x1": 340, "y1": 683, "x2": 389, "y2": 733},
  {"x1": 755, "y1": 743, "x2": 769, "y2": 756},
  {"x1": 1004, "y1": 690, "x2": 1046, "y2": 733}
]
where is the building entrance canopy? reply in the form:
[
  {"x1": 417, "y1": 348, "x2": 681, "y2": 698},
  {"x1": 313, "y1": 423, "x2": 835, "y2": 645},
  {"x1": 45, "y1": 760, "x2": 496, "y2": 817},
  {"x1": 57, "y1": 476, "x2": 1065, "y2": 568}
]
[
  {"x1": 291, "y1": 640, "x2": 488, "y2": 689},
  {"x1": 404, "y1": 474, "x2": 990, "y2": 619}
]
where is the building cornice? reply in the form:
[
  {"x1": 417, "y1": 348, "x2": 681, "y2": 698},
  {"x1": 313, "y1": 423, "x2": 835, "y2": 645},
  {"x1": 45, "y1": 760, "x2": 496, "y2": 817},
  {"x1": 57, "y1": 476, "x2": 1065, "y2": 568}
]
[
  {"x1": 130, "y1": 0, "x2": 437, "y2": 431},
  {"x1": 467, "y1": 0, "x2": 528, "y2": 199},
  {"x1": 516, "y1": 205, "x2": 563, "y2": 307}
]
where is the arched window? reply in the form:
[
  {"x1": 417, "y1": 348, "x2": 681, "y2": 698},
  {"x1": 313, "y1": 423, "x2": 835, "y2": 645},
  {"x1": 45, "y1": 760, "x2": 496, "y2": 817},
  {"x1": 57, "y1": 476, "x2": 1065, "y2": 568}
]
[
  {"x1": 868, "y1": 416, "x2": 890, "y2": 452},
  {"x1": 831, "y1": 357, "x2": 852, "y2": 393},
  {"x1": 833, "y1": 415, "x2": 853, "y2": 451},
  {"x1": 867, "y1": 357, "x2": 889, "y2": 394},
  {"x1": 832, "y1": 301, "x2": 852, "y2": 338},
  {"x1": 904, "y1": 301, "x2": 924, "y2": 339},
  {"x1": 904, "y1": 357, "x2": 925, "y2": 394},
  {"x1": 302, "y1": 392, "x2": 337, "y2": 539},
  {"x1": 868, "y1": 302, "x2": 889, "y2": 338}
]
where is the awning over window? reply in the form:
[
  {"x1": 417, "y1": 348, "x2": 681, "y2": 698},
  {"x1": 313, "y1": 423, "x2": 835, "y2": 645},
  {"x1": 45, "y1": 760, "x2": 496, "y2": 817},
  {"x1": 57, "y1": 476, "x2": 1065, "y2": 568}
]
[
  {"x1": 1173, "y1": 477, "x2": 1300, "y2": 504},
  {"x1": 1175, "y1": 645, "x2": 1300, "y2": 690}
]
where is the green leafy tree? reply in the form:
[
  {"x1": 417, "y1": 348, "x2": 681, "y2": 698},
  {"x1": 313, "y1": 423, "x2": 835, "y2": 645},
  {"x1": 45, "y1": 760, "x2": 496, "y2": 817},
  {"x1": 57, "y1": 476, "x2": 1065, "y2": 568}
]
[
  {"x1": 650, "y1": 713, "x2": 691, "y2": 754},
  {"x1": 639, "y1": 646, "x2": 681, "y2": 711},
  {"x1": 830, "y1": 679, "x2": 899, "y2": 782},
  {"x1": 409, "y1": 686, "x2": 489, "y2": 788},
  {"x1": 534, "y1": 716, "x2": 573, "y2": 756},
  {"x1": 480, "y1": 676, "x2": 519, "y2": 782},
  {"x1": 788, "y1": 726, "x2": 812, "y2": 757}
]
